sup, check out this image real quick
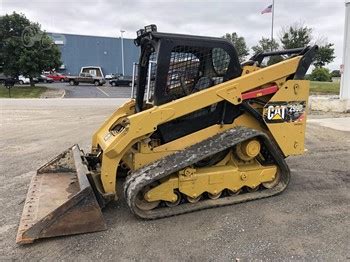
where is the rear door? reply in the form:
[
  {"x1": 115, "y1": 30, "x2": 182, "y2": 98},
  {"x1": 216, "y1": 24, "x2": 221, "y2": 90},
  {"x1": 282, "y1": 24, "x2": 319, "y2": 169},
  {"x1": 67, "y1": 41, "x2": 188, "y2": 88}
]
[
  {"x1": 79, "y1": 73, "x2": 89, "y2": 83},
  {"x1": 76, "y1": 73, "x2": 83, "y2": 82}
]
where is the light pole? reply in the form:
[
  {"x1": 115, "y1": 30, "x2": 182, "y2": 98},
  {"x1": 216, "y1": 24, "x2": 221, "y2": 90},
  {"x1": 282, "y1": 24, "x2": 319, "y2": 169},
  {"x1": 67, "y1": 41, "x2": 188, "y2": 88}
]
[
  {"x1": 340, "y1": 0, "x2": 350, "y2": 101},
  {"x1": 120, "y1": 30, "x2": 125, "y2": 76},
  {"x1": 271, "y1": 0, "x2": 275, "y2": 51}
]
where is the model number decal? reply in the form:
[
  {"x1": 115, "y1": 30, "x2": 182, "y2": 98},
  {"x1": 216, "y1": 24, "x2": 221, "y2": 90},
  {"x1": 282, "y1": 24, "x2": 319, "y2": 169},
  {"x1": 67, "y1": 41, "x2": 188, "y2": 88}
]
[{"x1": 263, "y1": 101, "x2": 306, "y2": 123}]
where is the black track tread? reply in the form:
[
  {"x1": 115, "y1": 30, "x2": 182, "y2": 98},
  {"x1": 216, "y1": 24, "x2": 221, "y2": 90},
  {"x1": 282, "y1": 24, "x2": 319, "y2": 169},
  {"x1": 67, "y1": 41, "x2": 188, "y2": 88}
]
[{"x1": 124, "y1": 127, "x2": 290, "y2": 219}]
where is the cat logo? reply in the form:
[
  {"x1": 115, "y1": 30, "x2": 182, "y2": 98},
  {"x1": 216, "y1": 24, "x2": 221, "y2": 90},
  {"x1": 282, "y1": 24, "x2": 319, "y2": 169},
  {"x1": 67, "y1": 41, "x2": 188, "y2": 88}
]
[
  {"x1": 266, "y1": 105, "x2": 287, "y2": 121},
  {"x1": 263, "y1": 101, "x2": 306, "y2": 124}
]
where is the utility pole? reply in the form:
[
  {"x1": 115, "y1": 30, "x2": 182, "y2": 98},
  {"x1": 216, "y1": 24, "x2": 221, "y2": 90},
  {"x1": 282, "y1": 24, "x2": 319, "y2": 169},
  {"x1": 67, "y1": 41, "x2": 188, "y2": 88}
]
[
  {"x1": 271, "y1": 0, "x2": 275, "y2": 51},
  {"x1": 340, "y1": 0, "x2": 350, "y2": 101},
  {"x1": 120, "y1": 30, "x2": 125, "y2": 76}
]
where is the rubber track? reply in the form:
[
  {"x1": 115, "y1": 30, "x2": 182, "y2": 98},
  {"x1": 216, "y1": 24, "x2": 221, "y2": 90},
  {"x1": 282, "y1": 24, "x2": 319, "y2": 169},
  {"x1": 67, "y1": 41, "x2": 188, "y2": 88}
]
[{"x1": 124, "y1": 127, "x2": 290, "y2": 219}]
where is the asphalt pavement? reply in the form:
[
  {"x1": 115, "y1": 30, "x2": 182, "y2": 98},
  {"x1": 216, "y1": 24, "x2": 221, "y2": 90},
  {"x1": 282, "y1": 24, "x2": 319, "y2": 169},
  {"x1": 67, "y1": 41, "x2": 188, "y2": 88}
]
[
  {"x1": 0, "y1": 99, "x2": 349, "y2": 261},
  {"x1": 41, "y1": 82, "x2": 132, "y2": 98}
]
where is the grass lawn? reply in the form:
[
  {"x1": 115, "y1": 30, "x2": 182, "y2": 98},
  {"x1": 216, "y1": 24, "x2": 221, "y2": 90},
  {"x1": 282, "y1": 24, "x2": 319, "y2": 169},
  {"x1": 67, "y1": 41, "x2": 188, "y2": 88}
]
[
  {"x1": 0, "y1": 85, "x2": 47, "y2": 98},
  {"x1": 0, "y1": 81, "x2": 340, "y2": 98},
  {"x1": 310, "y1": 81, "x2": 340, "y2": 95}
]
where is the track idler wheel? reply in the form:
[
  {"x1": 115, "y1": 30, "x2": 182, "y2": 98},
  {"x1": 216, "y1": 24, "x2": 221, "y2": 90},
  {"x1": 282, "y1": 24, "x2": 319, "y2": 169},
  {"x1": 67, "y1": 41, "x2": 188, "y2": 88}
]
[
  {"x1": 227, "y1": 188, "x2": 242, "y2": 196},
  {"x1": 262, "y1": 171, "x2": 281, "y2": 189},
  {"x1": 208, "y1": 191, "x2": 222, "y2": 200},
  {"x1": 165, "y1": 191, "x2": 181, "y2": 207},
  {"x1": 135, "y1": 185, "x2": 160, "y2": 211},
  {"x1": 246, "y1": 185, "x2": 260, "y2": 193},
  {"x1": 186, "y1": 195, "x2": 202, "y2": 203}
]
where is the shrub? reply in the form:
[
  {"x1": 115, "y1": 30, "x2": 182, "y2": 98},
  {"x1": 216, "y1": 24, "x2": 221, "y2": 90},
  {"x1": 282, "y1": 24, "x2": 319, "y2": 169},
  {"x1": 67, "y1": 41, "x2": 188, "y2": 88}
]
[
  {"x1": 309, "y1": 67, "x2": 332, "y2": 82},
  {"x1": 331, "y1": 70, "x2": 341, "y2": 78}
]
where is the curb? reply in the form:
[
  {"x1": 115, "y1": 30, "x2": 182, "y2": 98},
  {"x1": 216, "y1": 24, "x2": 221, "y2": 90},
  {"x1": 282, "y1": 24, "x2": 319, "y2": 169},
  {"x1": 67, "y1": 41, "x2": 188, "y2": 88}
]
[
  {"x1": 60, "y1": 89, "x2": 66, "y2": 98},
  {"x1": 309, "y1": 95, "x2": 350, "y2": 113},
  {"x1": 40, "y1": 88, "x2": 66, "y2": 99}
]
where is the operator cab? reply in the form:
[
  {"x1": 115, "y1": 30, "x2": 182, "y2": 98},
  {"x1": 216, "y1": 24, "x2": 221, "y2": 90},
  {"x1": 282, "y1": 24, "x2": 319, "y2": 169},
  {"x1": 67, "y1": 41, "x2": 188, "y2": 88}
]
[
  {"x1": 133, "y1": 25, "x2": 243, "y2": 143},
  {"x1": 134, "y1": 25, "x2": 242, "y2": 112}
]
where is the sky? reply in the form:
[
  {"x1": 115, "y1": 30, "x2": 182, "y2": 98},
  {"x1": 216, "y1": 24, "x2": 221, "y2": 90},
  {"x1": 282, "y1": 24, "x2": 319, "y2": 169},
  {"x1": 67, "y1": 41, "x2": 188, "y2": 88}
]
[{"x1": 0, "y1": 0, "x2": 348, "y2": 70}]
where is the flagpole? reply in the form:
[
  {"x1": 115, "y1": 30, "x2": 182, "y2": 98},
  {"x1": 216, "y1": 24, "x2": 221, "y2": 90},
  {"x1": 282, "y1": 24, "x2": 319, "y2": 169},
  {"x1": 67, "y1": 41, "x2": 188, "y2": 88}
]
[{"x1": 271, "y1": 0, "x2": 275, "y2": 51}]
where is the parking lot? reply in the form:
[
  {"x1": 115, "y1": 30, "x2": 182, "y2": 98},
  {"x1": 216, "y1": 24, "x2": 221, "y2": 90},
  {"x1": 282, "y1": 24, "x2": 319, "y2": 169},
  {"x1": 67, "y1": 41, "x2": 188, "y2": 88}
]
[
  {"x1": 0, "y1": 99, "x2": 349, "y2": 261},
  {"x1": 42, "y1": 82, "x2": 132, "y2": 98}
]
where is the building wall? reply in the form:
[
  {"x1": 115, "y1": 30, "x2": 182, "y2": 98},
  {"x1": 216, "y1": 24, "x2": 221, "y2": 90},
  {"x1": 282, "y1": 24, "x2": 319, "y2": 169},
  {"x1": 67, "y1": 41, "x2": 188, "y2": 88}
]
[
  {"x1": 340, "y1": 1, "x2": 350, "y2": 100},
  {"x1": 49, "y1": 33, "x2": 139, "y2": 76}
]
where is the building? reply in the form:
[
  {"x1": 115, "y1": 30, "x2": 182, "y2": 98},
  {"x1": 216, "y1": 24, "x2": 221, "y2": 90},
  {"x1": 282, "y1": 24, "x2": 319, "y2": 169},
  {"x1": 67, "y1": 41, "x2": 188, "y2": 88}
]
[
  {"x1": 49, "y1": 33, "x2": 139, "y2": 76},
  {"x1": 340, "y1": 0, "x2": 350, "y2": 101}
]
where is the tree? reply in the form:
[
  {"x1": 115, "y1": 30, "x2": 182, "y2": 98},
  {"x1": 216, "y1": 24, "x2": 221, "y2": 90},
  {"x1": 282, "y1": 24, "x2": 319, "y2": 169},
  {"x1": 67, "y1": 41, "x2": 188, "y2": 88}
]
[
  {"x1": 279, "y1": 24, "x2": 335, "y2": 67},
  {"x1": 280, "y1": 24, "x2": 312, "y2": 49},
  {"x1": 251, "y1": 37, "x2": 281, "y2": 65},
  {"x1": 309, "y1": 67, "x2": 332, "y2": 82},
  {"x1": 0, "y1": 12, "x2": 61, "y2": 86},
  {"x1": 331, "y1": 70, "x2": 341, "y2": 78},
  {"x1": 267, "y1": 55, "x2": 284, "y2": 66},
  {"x1": 251, "y1": 37, "x2": 279, "y2": 54},
  {"x1": 314, "y1": 43, "x2": 335, "y2": 68},
  {"x1": 223, "y1": 32, "x2": 249, "y2": 62}
]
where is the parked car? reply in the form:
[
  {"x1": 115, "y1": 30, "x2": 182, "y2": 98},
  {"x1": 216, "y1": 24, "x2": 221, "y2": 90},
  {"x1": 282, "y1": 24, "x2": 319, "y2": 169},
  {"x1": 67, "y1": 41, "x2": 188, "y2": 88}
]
[
  {"x1": 0, "y1": 73, "x2": 10, "y2": 84},
  {"x1": 109, "y1": 75, "x2": 134, "y2": 87},
  {"x1": 18, "y1": 75, "x2": 39, "y2": 84},
  {"x1": 45, "y1": 73, "x2": 67, "y2": 82},
  {"x1": 37, "y1": 75, "x2": 54, "y2": 83},
  {"x1": 18, "y1": 75, "x2": 30, "y2": 85},
  {"x1": 105, "y1": 73, "x2": 118, "y2": 80},
  {"x1": 67, "y1": 72, "x2": 106, "y2": 86},
  {"x1": 0, "y1": 73, "x2": 16, "y2": 85}
]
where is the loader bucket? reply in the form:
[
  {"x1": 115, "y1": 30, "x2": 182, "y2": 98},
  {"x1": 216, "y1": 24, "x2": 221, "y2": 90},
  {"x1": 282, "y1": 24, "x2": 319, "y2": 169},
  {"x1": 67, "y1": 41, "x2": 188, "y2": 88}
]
[{"x1": 16, "y1": 145, "x2": 107, "y2": 244}]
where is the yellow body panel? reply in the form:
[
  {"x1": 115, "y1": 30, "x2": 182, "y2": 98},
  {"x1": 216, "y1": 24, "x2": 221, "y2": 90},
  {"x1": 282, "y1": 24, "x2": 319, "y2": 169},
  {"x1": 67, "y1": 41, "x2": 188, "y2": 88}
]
[
  {"x1": 265, "y1": 80, "x2": 310, "y2": 156},
  {"x1": 91, "y1": 99, "x2": 136, "y2": 152}
]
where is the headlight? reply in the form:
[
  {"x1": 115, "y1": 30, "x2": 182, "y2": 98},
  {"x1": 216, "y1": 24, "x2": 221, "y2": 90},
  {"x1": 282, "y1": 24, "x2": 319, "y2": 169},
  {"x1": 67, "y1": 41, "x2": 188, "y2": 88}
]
[
  {"x1": 144, "y1": 24, "x2": 157, "y2": 33},
  {"x1": 137, "y1": 29, "x2": 145, "y2": 37}
]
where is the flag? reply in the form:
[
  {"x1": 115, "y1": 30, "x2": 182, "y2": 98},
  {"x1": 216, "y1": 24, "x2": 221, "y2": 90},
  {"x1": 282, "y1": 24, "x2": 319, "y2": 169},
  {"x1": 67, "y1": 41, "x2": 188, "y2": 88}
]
[{"x1": 261, "y1": 4, "x2": 273, "y2": 14}]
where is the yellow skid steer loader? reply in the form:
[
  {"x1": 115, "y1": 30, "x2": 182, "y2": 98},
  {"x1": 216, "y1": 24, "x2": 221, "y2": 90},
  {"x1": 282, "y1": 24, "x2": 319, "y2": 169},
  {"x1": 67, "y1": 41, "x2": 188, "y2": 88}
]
[{"x1": 17, "y1": 25, "x2": 317, "y2": 244}]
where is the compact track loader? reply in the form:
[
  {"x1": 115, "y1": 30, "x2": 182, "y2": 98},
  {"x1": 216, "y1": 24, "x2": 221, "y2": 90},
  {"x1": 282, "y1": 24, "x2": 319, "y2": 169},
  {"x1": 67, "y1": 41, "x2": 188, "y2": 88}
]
[{"x1": 17, "y1": 25, "x2": 317, "y2": 244}]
